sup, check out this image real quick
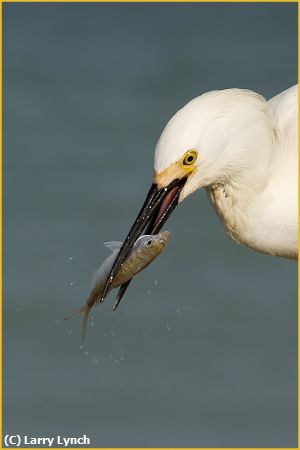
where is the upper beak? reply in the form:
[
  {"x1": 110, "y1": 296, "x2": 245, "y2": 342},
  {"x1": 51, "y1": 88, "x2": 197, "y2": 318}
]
[{"x1": 100, "y1": 175, "x2": 188, "y2": 302}]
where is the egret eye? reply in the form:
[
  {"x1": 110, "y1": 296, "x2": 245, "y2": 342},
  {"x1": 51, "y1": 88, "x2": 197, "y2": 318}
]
[{"x1": 182, "y1": 150, "x2": 198, "y2": 166}]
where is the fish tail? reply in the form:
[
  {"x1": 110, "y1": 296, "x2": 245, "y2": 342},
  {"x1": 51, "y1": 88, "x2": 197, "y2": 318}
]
[
  {"x1": 81, "y1": 305, "x2": 92, "y2": 344},
  {"x1": 64, "y1": 305, "x2": 86, "y2": 320},
  {"x1": 64, "y1": 303, "x2": 92, "y2": 344}
]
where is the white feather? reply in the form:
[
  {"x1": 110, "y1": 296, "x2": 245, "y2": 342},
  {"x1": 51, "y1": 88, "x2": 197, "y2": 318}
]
[{"x1": 154, "y1": 86, "x2": 298, "y2": 259}]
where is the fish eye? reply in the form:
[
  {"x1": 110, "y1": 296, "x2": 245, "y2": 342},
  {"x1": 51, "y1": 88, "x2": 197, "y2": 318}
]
[{"x1": 182, "y1": 150, "x2": 198, "y2": 166}]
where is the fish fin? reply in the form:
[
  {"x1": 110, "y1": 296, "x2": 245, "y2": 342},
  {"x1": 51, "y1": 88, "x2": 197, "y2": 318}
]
[
  {"x1": 104, "y1": 241, "x2": 123, "y2": 252},
  {"x1": 113, "y1": 279, "x2": 132, "y2": 312}
]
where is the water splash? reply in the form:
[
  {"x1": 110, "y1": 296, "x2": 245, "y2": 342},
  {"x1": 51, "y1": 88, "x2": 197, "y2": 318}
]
[{"x1": 91, "y1": 357, "x2": 100, "y2": 365}]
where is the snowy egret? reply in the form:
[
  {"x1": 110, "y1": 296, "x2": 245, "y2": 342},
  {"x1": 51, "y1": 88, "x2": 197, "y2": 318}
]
[{"x1": 102, "y1": 85, "x2": 298, "y2": 305}]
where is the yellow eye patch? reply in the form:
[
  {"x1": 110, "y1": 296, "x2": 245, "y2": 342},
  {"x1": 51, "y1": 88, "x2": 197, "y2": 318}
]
[
  {"x1": 154, "y1": 150, "x2": 198, "y2": 187},
  {"x1": 182, "y1": 150, "x2": 198, "y2": 167}
]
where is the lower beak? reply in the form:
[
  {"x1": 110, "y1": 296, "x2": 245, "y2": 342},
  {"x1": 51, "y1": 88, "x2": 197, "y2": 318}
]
[{"x1": 101, "y1": 176, "x2": 188, "y2": 302}]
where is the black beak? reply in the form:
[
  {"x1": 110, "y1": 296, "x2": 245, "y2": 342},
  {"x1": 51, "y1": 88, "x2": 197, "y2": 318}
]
[{"x1": 101, "y1": 176, "x2": 188, "y2": 303}]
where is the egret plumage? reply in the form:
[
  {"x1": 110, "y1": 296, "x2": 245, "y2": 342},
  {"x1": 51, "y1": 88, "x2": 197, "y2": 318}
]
[{"x1": 102, "y1": 85, "x2": 298, "y2": 304}]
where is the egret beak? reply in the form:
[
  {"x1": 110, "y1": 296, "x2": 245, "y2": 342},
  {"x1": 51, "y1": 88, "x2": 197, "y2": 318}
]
[{"x1": 101, "y1": 176, "x2": 188, "y2": 302}]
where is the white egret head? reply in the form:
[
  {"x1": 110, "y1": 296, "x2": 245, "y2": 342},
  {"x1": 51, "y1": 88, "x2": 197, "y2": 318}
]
[
  {"x1": 154, "y1": 89, "x2": 272, "y2": 202},
  {"x1": 101, "y1": 88, "x2": 273, "y2": 300}
]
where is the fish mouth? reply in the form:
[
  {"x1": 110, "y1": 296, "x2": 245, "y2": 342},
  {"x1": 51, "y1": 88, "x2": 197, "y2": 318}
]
[{"x1": 101, "y1": 177, "x2": 188, "y2": 301}]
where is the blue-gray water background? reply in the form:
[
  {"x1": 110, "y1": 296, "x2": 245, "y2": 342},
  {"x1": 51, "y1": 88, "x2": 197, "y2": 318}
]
[{"x1": 3, "y1": 3, "x2": 298, "y2": 447}]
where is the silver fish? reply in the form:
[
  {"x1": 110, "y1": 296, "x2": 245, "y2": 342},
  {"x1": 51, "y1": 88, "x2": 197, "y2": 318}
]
[{"x1": 65, "y1": 231, "x2": 171, "y2": 342}]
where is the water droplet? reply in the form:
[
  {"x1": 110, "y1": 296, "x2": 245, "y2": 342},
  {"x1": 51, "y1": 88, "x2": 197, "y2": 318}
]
[
  {"x1": 166, "y1": 322, "x2": 171, "y2": 332},
  {"x1": 68, "y1": 256, "x2": 73, "y2": 261},
  {"x1": 69, "y1": 281, "x2": 75, "y2": 286},
  {"x1": 146, "y1": 290, "x2": 151, "y2": 295},
  {"x1": 67, "y1": 329, "x2": 72, "y2": 335},
  {"x1": 84, "y1": 351, "x2": 89, "y2": 356},
  {"x1": 16, "y1": 307, "x2": 23, "y2": 311},
  {"x1": 91, "y1": 357, "x2": 99, "y2": 365},
  {"x1": 176, "y1": 309, "x2": 182, "y2": 314},
  {"x1": 154, "y1": 280, "x2": 159, "y2": 287}
]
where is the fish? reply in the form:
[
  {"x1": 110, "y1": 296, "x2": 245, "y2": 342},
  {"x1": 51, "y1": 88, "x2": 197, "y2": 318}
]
[{"x1": 65, "y1": 230, "x2": 171, "y2": 342}]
